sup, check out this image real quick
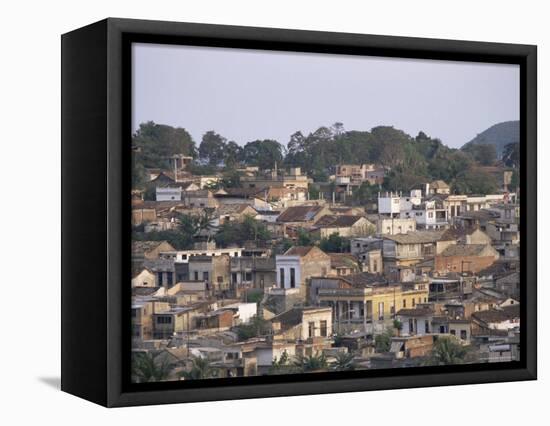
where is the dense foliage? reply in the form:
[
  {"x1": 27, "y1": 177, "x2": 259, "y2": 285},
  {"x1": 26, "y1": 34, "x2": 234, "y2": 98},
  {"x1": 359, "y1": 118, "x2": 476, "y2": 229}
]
[{"x1": 133, "y1": 120, "x2": 510, "y2": 195}]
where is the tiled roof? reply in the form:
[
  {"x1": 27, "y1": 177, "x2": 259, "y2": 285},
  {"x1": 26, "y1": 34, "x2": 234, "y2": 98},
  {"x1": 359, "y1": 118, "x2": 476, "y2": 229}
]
[
  {"x1": 440, "y1": 244, "x2": 488, "y2": 257},
  {"x1": 313, "y1": 215, "x2": 366, "y2": 228},
  {"x1": 383, "y1": 230, "x2": 446, "y2": 244},
  {"x1": 277, "y1": 205, "x2": 324, "y2": 222},
  {"x1": 396, "y1": 307, "x2": 434, "y2": 317},
  {"x1": 472, "y1": 305, "x2": 520, "y2": 324}
]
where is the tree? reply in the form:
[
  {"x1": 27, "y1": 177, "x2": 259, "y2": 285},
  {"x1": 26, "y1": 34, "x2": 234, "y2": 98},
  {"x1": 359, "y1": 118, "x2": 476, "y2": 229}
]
[
  {"x1": 234, "y1": 316, "x2": 271, "y2": 341},
  {"x1": 331, "y1": 351, "x2": 355, "y2": 371},
  {"x1": 224, "y1": 140, "x2": 244, "y2": 168},
  {"x1": 293, "y1": 352, "x2": 328, "y2": 372},
  {"x1": 452, "y1": 169, "x2": 499, "y2": 195},
  {"x1": 199, "y1": 131, "x2": 227, "y2": 166},
  {"x1": 214, "y1": 215, "x2": 272, "y2": 247},
  {"x1": 269, "y1": 350, "x2": 295, "y2": 375},
  {"x1": 502, "y1": 142, "x2": 519, "y2": 168},
  {"x1": 132, "y1": 352, "x2": 174, "y2": 383},
  {"x1": 353, "y1": 181, "x2": 378, "y2": 205},
  {"x1": 319, "y1": 233, "x2": 348, "y2": 253},
  {"x1": 180, "y1": 356, "x2": 213, "y2": 380},
  {"x1": 463, "y1": 143, "x2": 497, "y2": 166},
  {"x1": 132, "y1": 121, "x2": 196, "y2": 170},
  {"x1": 374, "y1": 329, "x2": 393, "y2": 352},
  {"x1": 297, "y1": 228, "x2": 315, "y2": 246},
  {"x1": 426, "y1": 337, "x2": 469, "y2": 366},
  {"x1": 242, "y1": 139, "x2": 285, "y2": 170}
]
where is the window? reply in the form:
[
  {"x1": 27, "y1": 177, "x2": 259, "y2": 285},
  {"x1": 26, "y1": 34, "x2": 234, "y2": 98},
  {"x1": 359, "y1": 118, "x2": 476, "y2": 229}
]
[
  {"x1": 378, "y1": 302, "x2": 384, "y2": 320},
  {"x1": 308, "y1": 322, "x2": 315, "y2": 338},
  {"x1": 217, "y1": 276, "x2": 223, "y2": 283},
  {"x1": 450, "y1": 329, "x2": 456, "y2": 336},
  {"x1": 373, "y1": 260, "x2": 378, "y2": 272},
  {"x1": 320, "y1": 320, "x2": 328, "y2": 337},
  {"x1": 290, "y1": 268, "x2": 296, "y2": 288},
  {"x1": 460, "y1": 330, "x2": 467, "y2": 340},
  {"x1": 412, "y1": 298, "x2": 416, "y2": 307},
  {"x1": 231, "y1": 273, "x2": 237, "y2": 283},
  {"x1": 280, "y1": 268, "x2": 285, "y2": 288},
  {"x1": 157, "y1": 273, "x2": 163, "y2": 286},
  {"x1": 403, "y1": 299, "x2": 407, "y2": 308},
  {"x1": 194, "y1": 271, "x2": 199, "y2": 281},
  {"x1": 166, "y1": 272, "x2": 173, "y2": 286},
  {"x1": 409, "y1": 318, "x2": 414, "y2": 334},
  {"x1": 203, "y1": 271, "x2": 209, "y2": 282},
  {"x1": 245, "y1": 272, "x2": 252, "y2": 281},
  {"x1": 156, "y1": 316, "x2": 172, "y2": 324},
  {"x1": 425, "y1": 321, "x2": 430, "y2": 333},
  {"x1": 259, "y1": 274, "x2": 264, "y2": 286}
]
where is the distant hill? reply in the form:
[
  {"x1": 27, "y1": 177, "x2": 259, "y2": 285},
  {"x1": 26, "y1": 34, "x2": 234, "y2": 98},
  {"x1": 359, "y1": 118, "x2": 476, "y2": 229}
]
[{"x1": 462, "y1": 120, "x2": 519, "y2": 157}]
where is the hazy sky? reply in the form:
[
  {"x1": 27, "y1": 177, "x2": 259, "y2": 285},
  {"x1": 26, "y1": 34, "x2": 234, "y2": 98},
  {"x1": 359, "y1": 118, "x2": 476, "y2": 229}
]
[{"x1": 132, "y1": 43, "x2": 519, "y2": 149}]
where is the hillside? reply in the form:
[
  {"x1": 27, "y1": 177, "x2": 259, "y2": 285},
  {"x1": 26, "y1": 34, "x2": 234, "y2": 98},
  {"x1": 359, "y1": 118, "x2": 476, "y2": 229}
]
[{"x1": 462, "y1": 120, "x2": 519, "y2": 157}]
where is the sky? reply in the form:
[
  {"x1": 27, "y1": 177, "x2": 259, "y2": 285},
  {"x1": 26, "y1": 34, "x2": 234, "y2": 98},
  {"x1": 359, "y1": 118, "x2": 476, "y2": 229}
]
[{"x1": 132, "y1": 43, "x2": 519, "y2": 149}]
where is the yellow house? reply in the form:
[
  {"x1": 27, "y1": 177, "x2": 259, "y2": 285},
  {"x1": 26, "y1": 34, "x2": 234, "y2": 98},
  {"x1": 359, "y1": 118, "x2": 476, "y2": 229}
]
[{"x1": 317, "y1": 281, "x2": 429, "y2": 333}]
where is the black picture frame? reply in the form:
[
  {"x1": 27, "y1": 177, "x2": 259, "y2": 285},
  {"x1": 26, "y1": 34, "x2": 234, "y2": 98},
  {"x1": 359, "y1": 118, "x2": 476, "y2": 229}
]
[{"x1": 61, "y1": 17, "x2": 537, "y2": 407}]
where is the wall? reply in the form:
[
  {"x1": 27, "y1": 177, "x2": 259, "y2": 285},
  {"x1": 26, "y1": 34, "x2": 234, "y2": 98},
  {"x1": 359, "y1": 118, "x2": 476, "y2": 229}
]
[{"x1": 6, "y1": 0, "x2": 547, "y2": 425}]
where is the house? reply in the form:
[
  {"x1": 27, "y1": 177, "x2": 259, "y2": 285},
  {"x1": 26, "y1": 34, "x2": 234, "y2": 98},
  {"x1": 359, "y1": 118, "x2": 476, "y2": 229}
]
[
  {"x1": 328, "y1": 253, "x2": 360, "y2": 276},
  {"x1": 317, "y1": 280, "x2": 429, "y2": 334},
  {"x1": 216, "y1": 203, "x2": 258, "y2": 225},
  {"x1": 381, "y1": 230, "x2": 450, "y2": 270},
  {"x1": 264, "y1": 186, "x2": 307, "y2": 208},
  {"x1": 427, "y1": 180, "x2": 450, "y2": 195},
  {"x1": 230, "y1": 257, "x2": 276, "y2": 290},
  {"x1": 181, "y1": 189, "x2": 218, "y2": 208},
  {"x1": 240, "y1": 166, "x2": 309, "y2": 190},
  {"x1": 214, "y1": 187, "x2": 271, "y2": 210},
  {"x1": 270, "y1": 307, "x2": 333, "y2": 341},
  {"x1": 131, "y1": 299, "x2": 171, "y2": 341},
  {"x1": 161, "y1": 244, "x2": 244, "y2": 263},
  {"x1": 132, "y1": 205, "x2": 157, "y2": 225},
  {"x1": 156, "y1": 186, "x2": 182, "y2": 201},
  {"x1": 471, "y1": 304, "x2": 520, "y2": 332},
  {"x1": 275, "y1": 246, "x2": 331, "y2": 293},
  {"x1": 151, "y1": 305, "x2": 203, "y2": 339},
  {"x1": 441, "y1": 226, "x2": 492, "y2": 245},
  {"x1": 396, "y1": 306, "x2": 434, "y2": 336},
  {"x1": 434, "y1": 244, "x2": 499, "y2": 274},
  {"x1": 195, "y1": 309, "x2": 235, "y2": 331},
  {"x1": 131, "y1": 240, "x2": 176, "y2": 274},
  {"x1": 400, "y1": 197, "x2": 449, "y2": 230},
  {"x1": 310, "y1": 215, "x2": 374, "y2": 238},
  {"x1": 188, "y1": 254, "x2": 231, "y2": 294},
  {"x1": 376, "y1": 217, "x2": 416, "y2": 235},
  {"x1": 431, "y1": 316, "x2": 472, "y2": 341},
  {"x1": 276, "y1": 204, "x2": 330, "y2": 227},
  {"x1": 132, "y1": 268, "x2": 156, "y2": 288},
  {"x1": 390, "y1": 335, "x2": 434, "y2": 359}
]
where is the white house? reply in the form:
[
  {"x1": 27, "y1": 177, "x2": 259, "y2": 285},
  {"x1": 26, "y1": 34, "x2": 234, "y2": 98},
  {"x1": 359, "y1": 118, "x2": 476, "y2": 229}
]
[{"x1": 156, "y1": 186, "x2": 182, "y2": 201}]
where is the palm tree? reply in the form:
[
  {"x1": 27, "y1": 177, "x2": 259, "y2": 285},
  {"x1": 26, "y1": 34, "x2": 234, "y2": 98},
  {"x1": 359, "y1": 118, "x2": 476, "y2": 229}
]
[
  {"x1": 331, "y1": 352, "x2": 355, "y2": 371},
  {"x1": 293, "y1": 352, "x2": 328, "y2": 373},
  {"x1": 132, "y1": 352, "x2": 174, "y2": 383},
  {"x1": 428, "y1": 337, "x2": 469, "y2": 366},
  {"x1": 180, "y1": 356, "x2": 213, "y2": 380}
]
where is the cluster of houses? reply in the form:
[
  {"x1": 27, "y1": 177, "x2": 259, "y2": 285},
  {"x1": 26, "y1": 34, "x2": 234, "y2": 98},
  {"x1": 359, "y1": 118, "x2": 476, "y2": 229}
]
[{"x1": 131, "y1": 159, "x2": 520, "y2": 381}]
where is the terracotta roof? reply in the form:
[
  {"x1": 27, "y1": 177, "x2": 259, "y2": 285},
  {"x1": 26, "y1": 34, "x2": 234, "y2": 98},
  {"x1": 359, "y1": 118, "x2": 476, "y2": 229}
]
[
  {"x1": 132, "y1": 287, "x2": 161, "y2": 296},
  {"x1": 313, "y1": 215, "x2": 366, "y2": 228},
  {"x1": 383, "y1": 230, "x2": 447, "y2": 244},
  {"x1": 396, "y1": 307, "x2": 434, "y2": 317},
  {"x1": 472, "y1": 305, "x2": 520, "y2": 324},
  {"x1": 440, "y1": 244, "x2": 489, "y2": 257},
  {"x1": 430, "y1": 180, "x2": 450, "y2": 189},
  {"x1": 132, "y1": 240, "x2": 171, "y2": 254},
  {"x1": 328, "y1": 253, "x2": 359, "y2": 269},
  {"x1": 277, "y1": 205, "x2": 324, "y2": 222},
  {"x1": 283, "y1": 246, "x2": 328, "y2": 259}
]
